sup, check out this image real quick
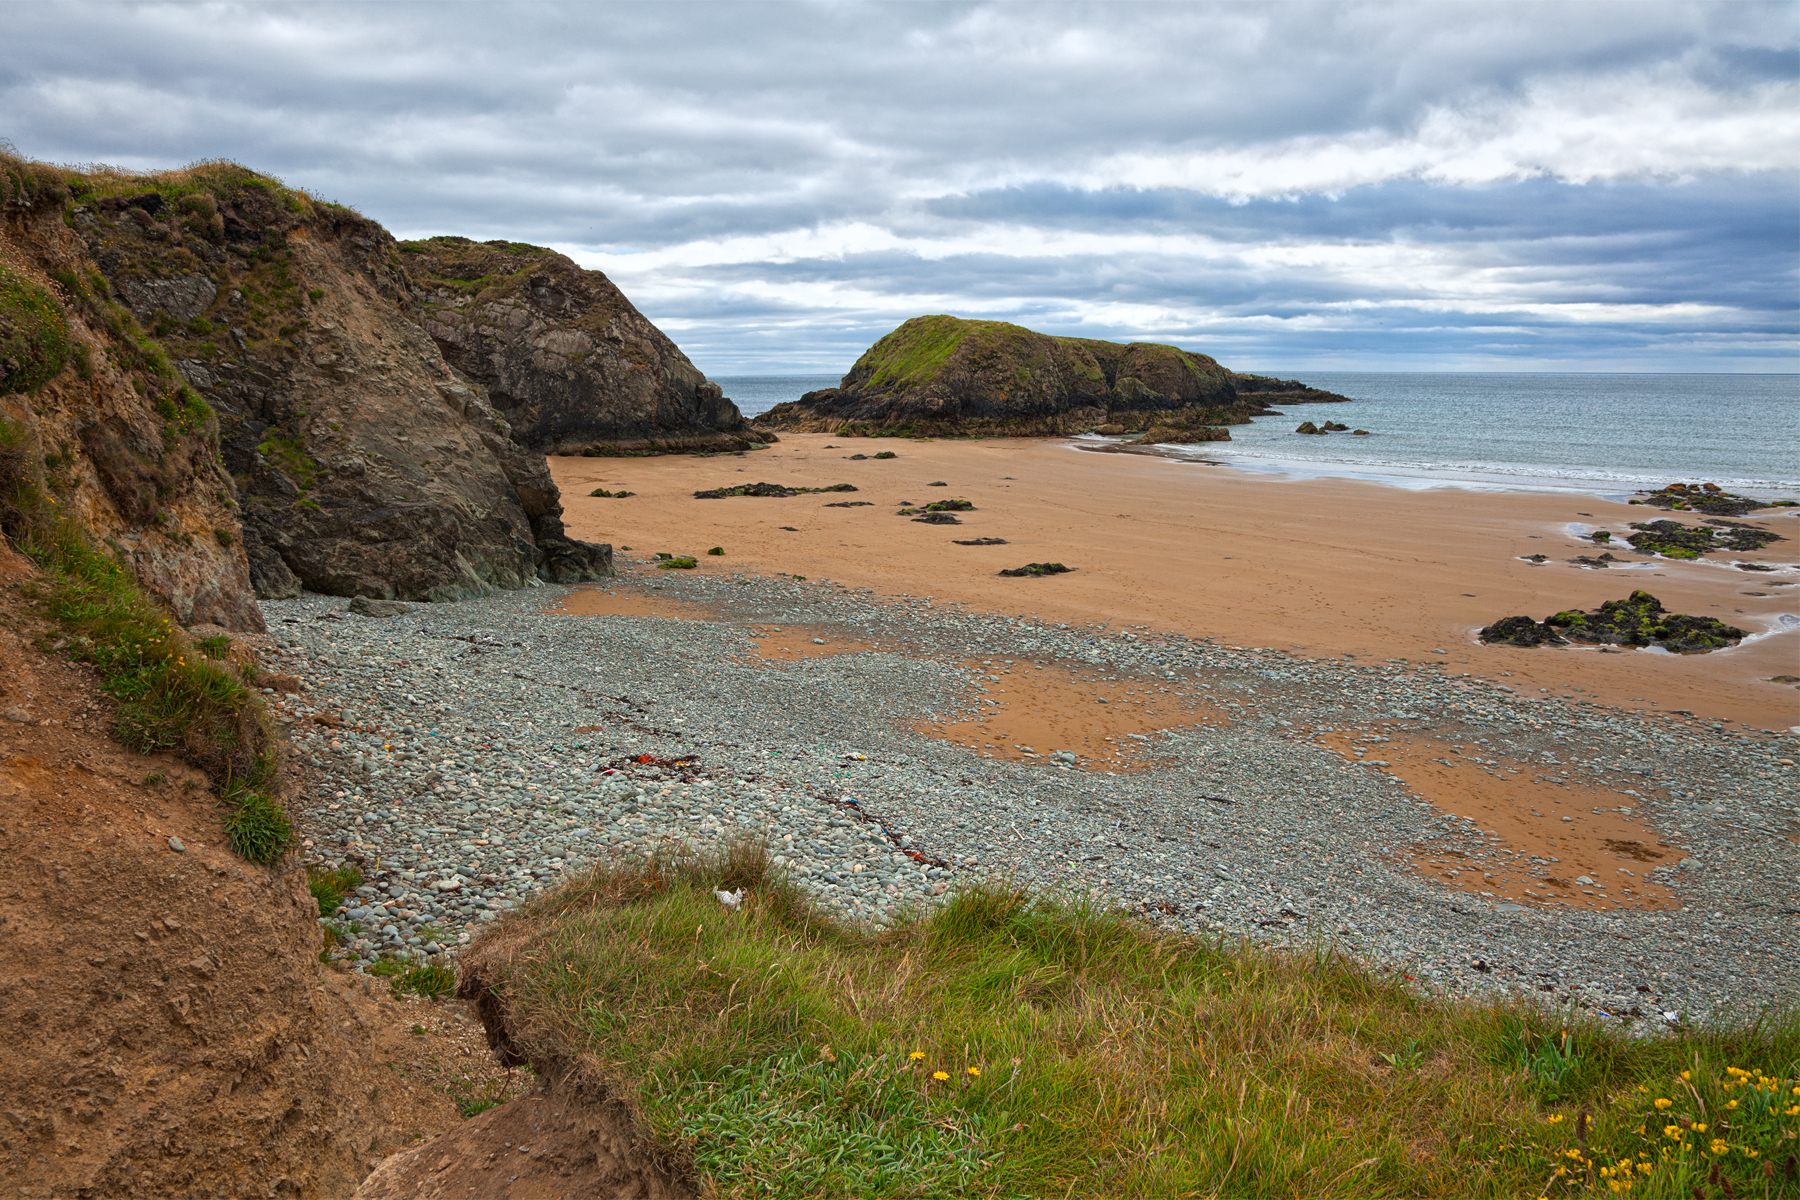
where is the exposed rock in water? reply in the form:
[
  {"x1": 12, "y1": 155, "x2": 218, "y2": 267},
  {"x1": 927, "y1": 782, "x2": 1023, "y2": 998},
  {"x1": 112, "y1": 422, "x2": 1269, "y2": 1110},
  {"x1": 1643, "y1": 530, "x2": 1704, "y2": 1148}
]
[
  {"x1": 753, "y1": 315, "x2": 1244, "y2": 437},
  {"x1": 1131, "y1": 424, "x2": 1231, "y2": 445},
  {"x1": 1480, "y1": 591, "x2": 1747, "y2": 653},
  {"x1": 999, "y1": 562, "x2": 1072, "y2": 577},
  {"x1": 1632, "y1": 481, "x2": 1797, "y2": 517},
  {"x1": 1230, "y1": 372, "x2": 1353, "y2": 405},
  {"x1": 1295, "y1": 421, "x2": 1323, "y2": 434},
  {"x1": 400, "y1": 237, "x2": 763, "y2": 456}
]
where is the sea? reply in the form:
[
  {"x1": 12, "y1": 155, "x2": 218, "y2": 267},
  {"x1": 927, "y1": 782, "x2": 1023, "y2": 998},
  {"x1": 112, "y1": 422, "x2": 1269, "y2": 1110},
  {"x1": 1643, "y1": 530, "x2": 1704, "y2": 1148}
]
[{"x1": 715, "y1": 372, "x2": 1800, "y2": 499}]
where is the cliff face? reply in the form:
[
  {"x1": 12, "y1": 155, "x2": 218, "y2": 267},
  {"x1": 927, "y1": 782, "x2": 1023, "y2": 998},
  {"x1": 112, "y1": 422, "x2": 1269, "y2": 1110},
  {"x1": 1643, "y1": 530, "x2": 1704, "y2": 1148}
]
[
  {"x1": 402, "y1": 237, "x2": 761, "y2": 456},
  {"x1": 2, "y1": 162, "x2": 263, "y2": 629},
  {"x1": 753, "y1": 315, "x2": 1240, "y2": 436},
  {"x1": 3, "y1": 154, "x2": 614, "y2": 607}
]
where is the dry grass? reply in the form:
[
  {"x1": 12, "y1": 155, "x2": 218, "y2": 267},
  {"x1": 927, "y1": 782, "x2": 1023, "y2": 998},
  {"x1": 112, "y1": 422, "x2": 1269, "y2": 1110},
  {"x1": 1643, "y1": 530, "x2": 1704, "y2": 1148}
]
[{"x1": 458, "y1": 840, "x2": 1798, "y2": 1198}]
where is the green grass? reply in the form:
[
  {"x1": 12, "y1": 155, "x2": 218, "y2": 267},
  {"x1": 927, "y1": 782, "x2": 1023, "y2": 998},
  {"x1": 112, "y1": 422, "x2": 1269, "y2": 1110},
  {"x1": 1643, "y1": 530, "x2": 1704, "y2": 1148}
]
[
  {"x1": 461, "y1": 842, "x2": 1799, "y2": 1199},
  {"x1": 308, "y1": 862, "x2": 364, "y2": 915},
  {"x1": 394, "y1": 963, "x2": 456, "y2": 999},
  {"x1": 0, "y1": 265, "x2": 72, "y2": 395}
]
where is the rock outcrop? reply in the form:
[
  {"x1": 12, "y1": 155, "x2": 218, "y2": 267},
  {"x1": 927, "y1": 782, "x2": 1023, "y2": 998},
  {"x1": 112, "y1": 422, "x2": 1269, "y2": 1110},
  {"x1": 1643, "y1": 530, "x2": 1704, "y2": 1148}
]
[
  {"x1": 754, "y1": 315, "x2": 1244, "y2": 436},
  {"x1": 2, "y1": 155, "x2": 619, "y2": 603},
  {"x1": 402, "y1": 237, "x2": 762, "y2": 456},
  {"x1": 1231, "y1": 372, "x2": 1353, "y2": 405}
]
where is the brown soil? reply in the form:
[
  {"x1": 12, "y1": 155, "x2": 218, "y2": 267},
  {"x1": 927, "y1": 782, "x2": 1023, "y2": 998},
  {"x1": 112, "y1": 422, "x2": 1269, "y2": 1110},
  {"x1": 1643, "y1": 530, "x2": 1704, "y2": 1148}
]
[
  {"x1": 353, "y1": 1089, "x2": 688, "y2": 1200},
  {"x1": 0, "y1": 542, "x2": 515, "y2": 1197}
]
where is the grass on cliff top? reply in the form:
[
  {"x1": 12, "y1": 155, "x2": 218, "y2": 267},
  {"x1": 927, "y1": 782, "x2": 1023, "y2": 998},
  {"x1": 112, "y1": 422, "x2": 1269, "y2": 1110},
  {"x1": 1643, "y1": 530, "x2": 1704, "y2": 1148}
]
[{"x1": 466, "y1": 842, "x2": 1800, "y2": 1199}]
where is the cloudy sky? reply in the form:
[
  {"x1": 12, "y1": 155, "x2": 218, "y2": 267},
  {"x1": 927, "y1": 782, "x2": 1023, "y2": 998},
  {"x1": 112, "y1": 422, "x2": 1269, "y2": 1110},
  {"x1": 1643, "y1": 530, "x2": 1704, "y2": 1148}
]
[{"x1": 4, "y1": 1, "x2": 1796, "y2": 375}]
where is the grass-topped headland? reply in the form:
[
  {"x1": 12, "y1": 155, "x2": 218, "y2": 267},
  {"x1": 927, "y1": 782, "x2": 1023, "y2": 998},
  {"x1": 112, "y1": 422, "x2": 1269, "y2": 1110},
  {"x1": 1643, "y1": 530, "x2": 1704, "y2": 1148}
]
[
  {"x1": 751, "y1": 315, "x2": 1357, "y2": 439},
  {"x1": 458, "y1": 841, "x2": 1799, "y2": 1199}
]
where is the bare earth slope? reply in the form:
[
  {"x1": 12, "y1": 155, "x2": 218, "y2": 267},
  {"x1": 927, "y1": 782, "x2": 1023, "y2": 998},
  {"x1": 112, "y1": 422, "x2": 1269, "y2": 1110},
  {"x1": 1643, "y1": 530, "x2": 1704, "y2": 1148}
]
[{"x1": 0, "y1": 542, "x2": 479, "y2": 1198}]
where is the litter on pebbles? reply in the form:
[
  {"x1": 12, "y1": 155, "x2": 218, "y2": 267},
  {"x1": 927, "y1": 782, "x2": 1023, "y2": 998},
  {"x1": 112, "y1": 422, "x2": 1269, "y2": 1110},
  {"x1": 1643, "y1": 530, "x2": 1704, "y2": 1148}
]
[{"x1": 266, "y1": 574, "x2": 1799, "y2": 1027}]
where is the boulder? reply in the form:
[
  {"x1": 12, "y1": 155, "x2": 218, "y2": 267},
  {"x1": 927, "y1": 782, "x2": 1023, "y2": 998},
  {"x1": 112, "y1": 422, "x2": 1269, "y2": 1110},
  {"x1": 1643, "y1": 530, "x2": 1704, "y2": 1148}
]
[{"x1": 348, "y1": 596, "x2": 412, "y2": 618}]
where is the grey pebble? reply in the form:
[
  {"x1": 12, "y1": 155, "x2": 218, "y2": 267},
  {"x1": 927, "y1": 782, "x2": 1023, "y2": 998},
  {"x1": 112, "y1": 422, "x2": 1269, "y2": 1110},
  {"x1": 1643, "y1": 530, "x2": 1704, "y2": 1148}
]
[{"x1": 268, "y1": 572, "x2": 1797, "y2": 1024}]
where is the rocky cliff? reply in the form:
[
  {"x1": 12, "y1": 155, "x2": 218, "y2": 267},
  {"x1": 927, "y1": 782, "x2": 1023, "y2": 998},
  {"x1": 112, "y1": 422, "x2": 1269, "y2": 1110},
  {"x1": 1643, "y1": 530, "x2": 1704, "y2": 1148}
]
[
  {"x1": 752, "y1": 315, "x2": 1244, "y2": 436},
  {"x1": 402, "y1": 237, "x2": 762, "y2": 456},
  {"x1": 2, "y1": 157, "x2": 263, "y2": 629},
  {"x1": 2, "y1": 153, "x2": 623, "y2": 607}
]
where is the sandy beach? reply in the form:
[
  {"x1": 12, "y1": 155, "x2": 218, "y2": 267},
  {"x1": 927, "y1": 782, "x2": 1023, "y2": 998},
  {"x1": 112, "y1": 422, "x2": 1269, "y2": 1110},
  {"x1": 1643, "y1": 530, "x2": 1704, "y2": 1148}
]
[{"x1": 552, "y1": 434, "x2": 1800, "y2": 732}]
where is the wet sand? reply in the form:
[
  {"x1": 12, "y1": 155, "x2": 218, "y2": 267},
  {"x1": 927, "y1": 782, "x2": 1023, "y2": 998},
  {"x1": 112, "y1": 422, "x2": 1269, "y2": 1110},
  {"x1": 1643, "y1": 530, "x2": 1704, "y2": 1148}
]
[{"x1": 552, "y1": 434, "x2": 1800, "y2": 732}]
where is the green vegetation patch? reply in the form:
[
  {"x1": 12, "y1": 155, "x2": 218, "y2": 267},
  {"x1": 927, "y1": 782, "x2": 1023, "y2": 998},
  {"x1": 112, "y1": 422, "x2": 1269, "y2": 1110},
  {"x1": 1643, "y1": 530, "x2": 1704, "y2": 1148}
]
[
  {"x1": 308, "y1": 862, "x2": 364, "y2": 915},
  {"x1": 0, "y1": 265, "x2": 72, "y2": 394},
  {"x1": 462, "y1": 844, "x2": 1799, "y2": 1199}
]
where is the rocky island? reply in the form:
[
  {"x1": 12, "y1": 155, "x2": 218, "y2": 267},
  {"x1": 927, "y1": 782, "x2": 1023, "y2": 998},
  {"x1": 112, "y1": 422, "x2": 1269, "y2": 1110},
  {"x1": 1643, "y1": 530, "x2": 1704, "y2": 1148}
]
[{"x1": 752, "y1": 314, "x2": 1349, "y2": 439}]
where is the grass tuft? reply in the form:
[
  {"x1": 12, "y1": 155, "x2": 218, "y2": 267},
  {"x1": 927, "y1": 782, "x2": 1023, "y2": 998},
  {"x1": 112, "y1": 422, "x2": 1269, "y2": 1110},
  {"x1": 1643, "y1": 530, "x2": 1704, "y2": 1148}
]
[{"x1": 461, "y1": 840, "x2": 1799, "y2": 1199}]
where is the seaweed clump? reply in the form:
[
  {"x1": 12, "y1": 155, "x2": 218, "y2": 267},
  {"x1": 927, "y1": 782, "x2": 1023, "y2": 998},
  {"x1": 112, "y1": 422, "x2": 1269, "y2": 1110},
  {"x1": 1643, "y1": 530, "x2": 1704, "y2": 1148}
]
[
  {"x1": 1480, "y1": 591, "x2": 1747, "y2": 653},
  {"x1": 1624, "y1": 519, "x2": 1782, "y2": 559},
  {"x1": 999, "y1": 562, "x2": 1071, "y2": 577},
  {"x1": 693, "y1": 482, "x2": 857, "y2": 499},
  {"x1": 898, "y1": 499, "x2": 974, "y2": 515}
]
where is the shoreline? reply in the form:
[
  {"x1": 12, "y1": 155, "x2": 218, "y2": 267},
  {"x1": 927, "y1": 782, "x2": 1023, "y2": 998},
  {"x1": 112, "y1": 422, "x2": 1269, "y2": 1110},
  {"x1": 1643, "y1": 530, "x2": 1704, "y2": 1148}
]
[
  {"x1": 552, "y1": 434, "x2": 1800, "y2": 732},
  {"x1": 1068, "y1": 437, "x2": 1800, "y2": 500}
]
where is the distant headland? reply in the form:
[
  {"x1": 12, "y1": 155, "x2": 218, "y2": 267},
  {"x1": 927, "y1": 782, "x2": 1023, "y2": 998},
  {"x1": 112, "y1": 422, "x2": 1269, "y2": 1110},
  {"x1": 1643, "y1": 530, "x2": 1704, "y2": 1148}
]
[{"x1": 752, "y1": 314, "x2": 1349, "y2": 439}]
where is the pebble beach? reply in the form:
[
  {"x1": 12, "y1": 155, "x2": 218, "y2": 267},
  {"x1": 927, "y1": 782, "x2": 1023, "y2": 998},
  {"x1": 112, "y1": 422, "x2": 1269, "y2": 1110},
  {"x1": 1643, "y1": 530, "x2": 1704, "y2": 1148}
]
[{"x1": 276, "y1": 558, "x2": 1799, "y2": 1029}]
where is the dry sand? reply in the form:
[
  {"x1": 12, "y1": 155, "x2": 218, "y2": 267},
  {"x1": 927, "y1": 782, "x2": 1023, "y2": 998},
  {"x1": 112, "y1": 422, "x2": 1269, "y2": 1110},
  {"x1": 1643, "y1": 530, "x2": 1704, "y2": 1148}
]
[{"x1": 552, "y1": 434, "x2": 1800, "y2": 733}]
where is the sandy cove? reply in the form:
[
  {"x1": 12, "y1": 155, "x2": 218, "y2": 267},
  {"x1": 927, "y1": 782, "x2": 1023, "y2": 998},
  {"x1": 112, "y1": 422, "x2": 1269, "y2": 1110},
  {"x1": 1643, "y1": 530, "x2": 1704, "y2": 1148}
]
[{"x1": 552, "y1": 434, "x2": 1799, "y2": 733}]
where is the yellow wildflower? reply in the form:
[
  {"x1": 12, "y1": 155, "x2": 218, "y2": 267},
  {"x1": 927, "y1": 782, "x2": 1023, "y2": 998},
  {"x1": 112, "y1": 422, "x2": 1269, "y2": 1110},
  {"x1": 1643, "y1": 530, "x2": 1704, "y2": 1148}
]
[
  {"x1": 1693, "y1": 1123, "x2": 1707, "y2": 1133},
  {"x1": 1744, "y1": 1148, "x2": 1759, "y2": 1158},
  {"x1": 932, "y1": 1071, "x2": 949, "y2": 1081},
  {"x1": 1546, "y1": 1113, "x2": 1566, "y2": 1124},
  {"x1": 967, "y1": 1066, "x2": 980, "y2": 1078},
  {"x1": 1680, "y1": 1070, "x2": 1691, "y2": 1081},
  {"x1": 1664, "y1": 1125, "x2": 1683, "y2": 1139},
  {"x1": 1653, "y1": 1098, "x2": 1672, "y2": 1109},
  {"x1": 908, "y1": 1051, "x2": 925, "y2": 1061}
]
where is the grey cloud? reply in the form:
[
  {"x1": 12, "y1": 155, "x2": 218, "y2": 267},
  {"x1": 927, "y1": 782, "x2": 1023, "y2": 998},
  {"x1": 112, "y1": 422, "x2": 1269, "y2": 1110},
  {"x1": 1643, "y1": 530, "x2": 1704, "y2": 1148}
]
[{"x1": 1, "y1": 0, "x2": 1792, "y2": 370}]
